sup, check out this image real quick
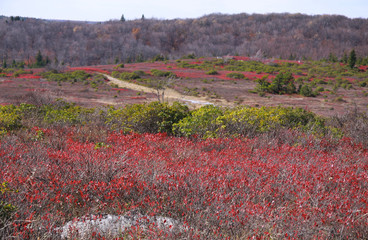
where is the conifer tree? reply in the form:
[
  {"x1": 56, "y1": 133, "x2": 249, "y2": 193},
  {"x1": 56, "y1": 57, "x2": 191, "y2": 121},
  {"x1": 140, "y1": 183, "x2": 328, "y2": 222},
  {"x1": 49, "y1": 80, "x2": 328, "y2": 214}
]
[
  {"x1": 36, "y1": 50, "x2": 44, "y2": 67},
  {"x1": 348, "y1": 49, "x2": 356, "y2": 69},
  {"x1": 341, "y1": 52, "x2": 348, "y2": 64}
]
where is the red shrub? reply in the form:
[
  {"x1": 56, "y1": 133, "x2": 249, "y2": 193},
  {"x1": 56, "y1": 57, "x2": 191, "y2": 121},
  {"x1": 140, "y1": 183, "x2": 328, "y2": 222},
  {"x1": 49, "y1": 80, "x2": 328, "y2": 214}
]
[{"x1": 1, "y1": 131, "x2": 367, "y2": 239}]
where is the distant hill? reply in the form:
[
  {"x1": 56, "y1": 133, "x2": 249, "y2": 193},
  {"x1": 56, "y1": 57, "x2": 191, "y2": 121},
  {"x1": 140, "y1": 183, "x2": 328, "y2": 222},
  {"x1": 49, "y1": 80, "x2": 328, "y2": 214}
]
[{"x1": 1, "y1": 13, "x2": 368, "y2": 66}]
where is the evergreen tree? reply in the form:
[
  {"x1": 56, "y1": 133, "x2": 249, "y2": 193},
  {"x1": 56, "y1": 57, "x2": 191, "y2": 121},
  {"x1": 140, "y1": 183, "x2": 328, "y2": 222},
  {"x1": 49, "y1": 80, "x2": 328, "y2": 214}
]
[
  {"x1": 341, "y1": 52, "x2": 348, "y2": 64},
  {"x1": 299, "y1": 84, "x2": 314, "y2": 97},
  {"x1": 288, "y1": 53, "x2": 295, "y2": 60},
  {"x1": 36, "y1": 50, "x2": 44, "y2": 67},
  {"x1": 120, "y1": 14, "x2": 125, "y2": 22},
  {"x1": 267, "y1": 72, "x2": 296, "y2": 94},
  {"x1": 54, "y1": 57, "x2": 59, "y2": 66},
  {"x1": 141, "y1": 14, "x2": 145, "y2": 20},
  {"x1": 45, "y1": 56, "x2": 50, "y2": 65},
  {"x1": 348, "y1": 49, "x2": 356, "y2": 69},
  {"x1": 357, "y1": 57, "x2": 363, "y2": 65},
  {"x1": 328, "y1": 52, "x2": 338, "y2": 62}
]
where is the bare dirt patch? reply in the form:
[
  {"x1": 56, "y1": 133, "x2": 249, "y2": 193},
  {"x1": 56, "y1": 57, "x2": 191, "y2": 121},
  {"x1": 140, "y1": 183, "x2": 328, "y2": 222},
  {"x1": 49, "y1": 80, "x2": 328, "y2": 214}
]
[
  {"x1": 104, "y1": 74, "x2": 230, "y2": 108},
  {"x1": 0, "y1": 77, "x2": 156, "y2": 107}
]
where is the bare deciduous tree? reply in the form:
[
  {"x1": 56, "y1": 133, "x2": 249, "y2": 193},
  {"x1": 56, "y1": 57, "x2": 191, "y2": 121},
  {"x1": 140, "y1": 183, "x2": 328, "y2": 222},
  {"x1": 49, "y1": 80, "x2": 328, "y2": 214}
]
[
  {"x1": 149, "y1": 76, "x2": 177, "y2": 103},
  {"x1": 1, "y1": 13, "x2": 368, "y2": 65}
]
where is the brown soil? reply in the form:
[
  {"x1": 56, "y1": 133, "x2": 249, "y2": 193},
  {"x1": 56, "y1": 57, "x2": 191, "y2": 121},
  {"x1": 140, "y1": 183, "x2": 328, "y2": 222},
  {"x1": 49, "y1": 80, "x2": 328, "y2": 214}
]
[
  {"x1": 0, "y1": 77, "x2": 156, "y2": 108},
  {"x1": 104, "y1": 74, "x2": 231, "y2": 108}
]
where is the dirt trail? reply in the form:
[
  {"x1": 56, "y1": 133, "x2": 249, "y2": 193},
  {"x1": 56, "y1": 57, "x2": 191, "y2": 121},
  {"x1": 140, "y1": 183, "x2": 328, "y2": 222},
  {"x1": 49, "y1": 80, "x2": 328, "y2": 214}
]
[{"x1": 104, "y1": 74, "x2": 232, "y2": 108}]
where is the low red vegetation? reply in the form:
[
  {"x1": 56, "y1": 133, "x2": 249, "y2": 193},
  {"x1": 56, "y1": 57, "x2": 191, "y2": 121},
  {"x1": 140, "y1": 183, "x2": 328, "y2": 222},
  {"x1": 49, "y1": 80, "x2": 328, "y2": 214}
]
[
  {"x1": 111, "y1": 88, "x2": 129, "y2": 91},
  {"x1": 17, "y1": 74, "x2": 41, "y2": 79},
  {"x1": 1, "y1": 130, "x2": 367, "y2": 238},
  {"x1": 271, "y1": 59, "x2": 303, "y2": 65},
  {"x1": 358, "y1": 66, "x2": 368, "y2": 71},
  {"x1": 189, "y1": 61, "x2": 203, "y2": 65},
  {"x1": 130, "y1": 96, "x2": 147, "y2": 99},
  {"x1": 232, "y1": 56, "x2": 250, "y2": 61},
  {"x1": 174, "y1": 70, "x2": 209, "y2": 79}
]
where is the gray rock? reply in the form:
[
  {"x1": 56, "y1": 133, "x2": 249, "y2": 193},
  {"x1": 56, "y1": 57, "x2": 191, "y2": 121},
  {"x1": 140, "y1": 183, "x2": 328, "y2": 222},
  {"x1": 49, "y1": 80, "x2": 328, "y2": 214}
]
[{"x1": 59, "y1": 211, "x2": 187, "y2": 239}]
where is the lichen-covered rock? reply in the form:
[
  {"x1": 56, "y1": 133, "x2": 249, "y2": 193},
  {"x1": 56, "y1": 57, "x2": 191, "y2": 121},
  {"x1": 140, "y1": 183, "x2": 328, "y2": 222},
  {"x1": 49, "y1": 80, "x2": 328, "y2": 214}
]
[{"x1": 59, "y1": 211, "x2": 187, "y2": 239}]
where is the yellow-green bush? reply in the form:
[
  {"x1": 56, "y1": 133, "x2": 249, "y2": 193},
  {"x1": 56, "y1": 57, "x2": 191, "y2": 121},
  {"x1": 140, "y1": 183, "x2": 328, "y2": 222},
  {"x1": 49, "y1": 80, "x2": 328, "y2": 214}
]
[
  {"x1": 226, "y1": 72, "x2": 245, "y2": 79},
  {"x1": 41, "y1": 101, "x2": 95, "y2": 125},
  {"x1": 0, "y1": 101, "x2": 340, "y2": 140},
  {"x1": 0, "y1": 105, "x2": 22, "y2": 135},
  {"x1": 41, "y1": 70, "x2": 91, "y2": 83},
  {"x1": 174, "y1": 105, "x2": 327, "y2": 138},
  {"x1": 0, "y1": 182, "x2": 17, "y2": 228},
  {"x1": 173, "y1": 105, "x2": 224, "y2": 138},
  {"x1": 150, "y1": 69, "x2": 176, "y2": 78},
  {"x1": 119, "y1": 71, "x2": 140, "y2": 80},
  {"x1": 105, "y1": 102, "x2": 189, "y2": 134}
]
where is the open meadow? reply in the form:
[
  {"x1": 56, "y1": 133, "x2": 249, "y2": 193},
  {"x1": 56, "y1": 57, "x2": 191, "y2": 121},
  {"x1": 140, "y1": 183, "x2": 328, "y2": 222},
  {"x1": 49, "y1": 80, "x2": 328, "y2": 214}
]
[{"x1": 1, "y1": 56, "x2": 368, "y2": 239}]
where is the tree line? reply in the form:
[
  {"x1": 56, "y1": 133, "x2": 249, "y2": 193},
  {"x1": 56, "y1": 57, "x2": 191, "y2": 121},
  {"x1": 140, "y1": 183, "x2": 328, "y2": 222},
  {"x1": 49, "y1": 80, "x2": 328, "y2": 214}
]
[{"x1": 1, "y1": 13, "x2": 368, "y2": 66}]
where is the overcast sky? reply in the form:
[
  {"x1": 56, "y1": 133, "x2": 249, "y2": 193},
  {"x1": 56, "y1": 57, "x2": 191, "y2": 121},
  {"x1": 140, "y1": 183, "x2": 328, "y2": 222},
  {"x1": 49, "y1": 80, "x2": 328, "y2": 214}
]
[{"x1": 1, "y1": 0, "x2": 367, "y2": 21}]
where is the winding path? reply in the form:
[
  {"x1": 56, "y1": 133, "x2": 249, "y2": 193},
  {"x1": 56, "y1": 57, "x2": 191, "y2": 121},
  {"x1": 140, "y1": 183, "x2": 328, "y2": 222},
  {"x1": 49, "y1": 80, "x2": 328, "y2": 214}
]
[{"x1": 104, "y1": 74, "x2": 231, "y2": 107}]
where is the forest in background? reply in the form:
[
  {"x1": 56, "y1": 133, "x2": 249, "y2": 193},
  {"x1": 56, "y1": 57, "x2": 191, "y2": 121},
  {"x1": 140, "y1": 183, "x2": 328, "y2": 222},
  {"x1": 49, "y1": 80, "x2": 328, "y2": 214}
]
[{"x1": 1, "y1": 13, "x2": 368, "y2": 66}]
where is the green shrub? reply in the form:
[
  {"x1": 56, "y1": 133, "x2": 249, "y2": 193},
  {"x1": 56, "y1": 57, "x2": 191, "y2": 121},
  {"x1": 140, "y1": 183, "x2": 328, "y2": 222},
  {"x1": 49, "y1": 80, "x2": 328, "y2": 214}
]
[
  {"x1": 173, "y1": 105, "x2": 223, "y2": 138},
  {"x1": 152, "y1": 54, "x2": 166, "y2": 61},
  {"x1": 226, "y1": 72, "x2": 245, "y2": 79},
  {"x1": 256, "y1": 72, "x2": 296, "y2": 95},
  {"x1": 13, "y1": 69, "x2": 27, "y2": 77},
  {"x1": 150, "y1": 69, "x2": 176, "y2": 78},
  {"x1": 181, "y1": 53, "x2": 196, "y2": 59},
  {"x1": 0, "y1": 105, "x2": 22, "y2": 135},
  {"x1": 206, "y1": 70, "x2": 218, "y2": 75},
  {"x1": 299, "y1": 85, "x2": 316, "y2": 97},
  {"x1": 111, "y1": 71, "x2": 120, "y2": 78},
  {"x1": 217, "y1": 106, "x2": 325, "y2": 137},
  {"x1": 174, "y1": 105, "x2": 327, "y2": 138},
  {"x1": 120, "y1": 71, "x2": 140, "y2": 80},
  {"x1": 315, "y1": 86, "x2": 325, "y2": 92},
  {"x1": 299, "y1": 84, "x2": 315, "y2": 97},
  {"x1": 359, "y1": 80, "x2": 367, "y2": 87},
  {"x1": 41, "y1": 70, "x2": 91, "y2": 83},
  {"x1": 41, "y1": 101, "x2": 95, "y2": 125},
  {"x1": 313, "y1": 78, "x2": 328, "y2": 85},
  {"x1": 0, "y1": 182, "x2": 17, "y2": 228},
  {"x1": 133, "y1": 70, "x2": 146, "y2": 77},
  {"x1": 255, "y1": 76, "x2": 270, "y2": 93},
  {"x1": 268, "y1": 72, "x2": 296, "y2": 94},
  {"x1": 105, "y1": 102, "x2": 189, "y2": 134}
]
